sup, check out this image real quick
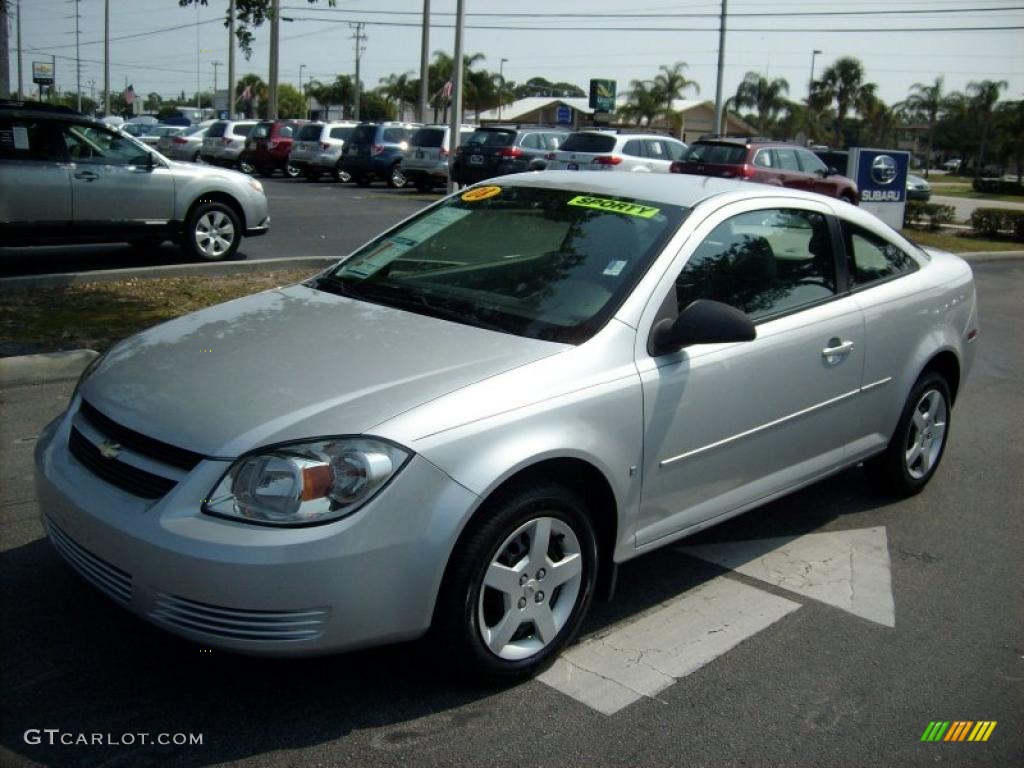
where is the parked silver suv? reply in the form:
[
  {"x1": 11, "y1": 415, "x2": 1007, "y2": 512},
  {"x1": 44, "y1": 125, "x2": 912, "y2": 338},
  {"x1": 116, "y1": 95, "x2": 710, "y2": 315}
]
[
  {"x1": 0, "y1": 101, "x2": 269, "y2": 260},
  {"x1": 400, "y1": 124, "x2": 476, "y2": 191},
  {"x1": 546, "y1": 130, "x2": 687, "y2": 173},
  {"x1": 200, "y1": 119, "x2": 258, "y2": 169},
  {"x1": 288, "y1": 120, "x2": 359, "y2": 181}
]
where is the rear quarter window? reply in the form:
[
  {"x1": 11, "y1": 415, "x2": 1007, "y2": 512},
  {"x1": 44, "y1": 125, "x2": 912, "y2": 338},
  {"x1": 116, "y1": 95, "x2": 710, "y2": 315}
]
[{"x1": 561, "y1": 133, "x2": 617, "y2": 153}]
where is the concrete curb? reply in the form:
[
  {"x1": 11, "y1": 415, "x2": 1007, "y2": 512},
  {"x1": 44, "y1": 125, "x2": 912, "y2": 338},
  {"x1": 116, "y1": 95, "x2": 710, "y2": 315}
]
[
  {"x1": 0, "y1": 349, "x2": 99, "y2": 387},
  {"x1": 0, "y1": 256, "x2": 339, "y2": 292}
]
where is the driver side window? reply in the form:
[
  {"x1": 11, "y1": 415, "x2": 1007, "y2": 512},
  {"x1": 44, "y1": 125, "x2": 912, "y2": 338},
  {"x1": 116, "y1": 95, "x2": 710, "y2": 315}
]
[
  {"x1": 675, "y1": 208, "x2": 838, "y2": 322},
  {"x1": 63, "y1": 124, "x2": 149, "y2": 166}
]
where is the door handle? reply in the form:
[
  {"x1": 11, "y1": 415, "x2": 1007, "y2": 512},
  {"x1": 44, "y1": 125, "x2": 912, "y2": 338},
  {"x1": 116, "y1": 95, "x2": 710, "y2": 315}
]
[
  {"x1": 74, "y1": 170, "x2": 99, "y2": 182},
  {"x1": 822, "y1": 339, "x2": 856, "y2": 359}
]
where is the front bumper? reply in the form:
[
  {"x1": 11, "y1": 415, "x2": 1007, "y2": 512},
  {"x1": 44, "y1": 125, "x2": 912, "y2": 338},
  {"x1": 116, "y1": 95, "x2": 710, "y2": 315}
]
[{"x1": 34, "y1": 402, "x2": 478, "y2": 656}]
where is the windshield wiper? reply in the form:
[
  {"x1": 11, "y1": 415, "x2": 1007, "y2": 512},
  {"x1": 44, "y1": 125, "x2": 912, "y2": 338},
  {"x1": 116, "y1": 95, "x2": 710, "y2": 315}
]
[
  {"x1": 309, "y1": 273, "x2": 355, "y2": 297},
  {"x1": 344, "y1": 281, "x2": 508, "y2": 334}
]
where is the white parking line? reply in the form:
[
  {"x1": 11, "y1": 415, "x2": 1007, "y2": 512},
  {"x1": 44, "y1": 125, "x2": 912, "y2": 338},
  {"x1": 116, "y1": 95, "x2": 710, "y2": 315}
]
[
  {"x1": 538, "y1": 576, "x2": 800, "y2": 715},
  {"x1": 680, "y1": 527, "x2": 895, "y2": 627}
]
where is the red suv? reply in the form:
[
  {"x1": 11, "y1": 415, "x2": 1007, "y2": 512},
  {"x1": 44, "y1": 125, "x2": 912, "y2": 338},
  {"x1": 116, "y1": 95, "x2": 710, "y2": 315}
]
[
  {"x1": 240, "y1": 119, "x2": 307, "y2": 178},
  {"x1": 670, "y1": 138, "x2": 858, "y2": 204}
]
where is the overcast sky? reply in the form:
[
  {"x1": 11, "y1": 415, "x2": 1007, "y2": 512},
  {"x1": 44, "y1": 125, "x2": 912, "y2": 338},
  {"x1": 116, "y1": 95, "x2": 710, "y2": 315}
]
[{"x1": 8, "y1": 0, "x2": 1024, "y2": 109}]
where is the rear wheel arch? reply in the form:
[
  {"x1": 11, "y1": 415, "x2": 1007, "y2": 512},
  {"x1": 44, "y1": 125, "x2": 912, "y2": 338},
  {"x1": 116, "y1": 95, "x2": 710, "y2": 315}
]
[{"x1": 922, "y1": 349, "x2": 961, "y2": 405}]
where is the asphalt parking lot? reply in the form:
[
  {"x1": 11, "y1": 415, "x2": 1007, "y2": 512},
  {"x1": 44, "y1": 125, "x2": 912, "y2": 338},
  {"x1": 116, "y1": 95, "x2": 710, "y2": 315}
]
[
  {"x1": 1, "y1": 259, "x2": 1021, "y2": 767},
  {"x1": 0, "y1": 177, "x2": 441, "y2": 278}
]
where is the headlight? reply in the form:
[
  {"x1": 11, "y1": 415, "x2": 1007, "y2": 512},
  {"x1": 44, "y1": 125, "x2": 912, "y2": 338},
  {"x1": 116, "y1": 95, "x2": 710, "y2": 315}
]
[
  {"x1": 248, "y1": 178, "x2": 264, "y2": 193},
  {"x1": 203, "y1": 438, "x2": 410, "y2": 526}
]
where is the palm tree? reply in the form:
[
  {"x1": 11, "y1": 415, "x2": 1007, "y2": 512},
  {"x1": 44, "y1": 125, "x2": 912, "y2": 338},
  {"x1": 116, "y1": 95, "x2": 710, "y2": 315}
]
[
  {"x1": 464, "y1": 68, "x2": 498, "y2": 120},
  {"x1": 903, "y1": 77, "x2": 945, "y2": 177},
  {"x1": 732, "y1": 72, "x2": 789, "y2": 135},
  {"x1": 428, "y1": 51, "x2": 486, "y2": 121},
  {"x1": 859, "y1": 94, "x2": 899, "y2": 147},
  {"x1": 378, "y1": 71, "x2": 415, "y2": 119},
  {"x1": 653, "y1": 62, "x2": 700, "y2": 134},
  {"x1": 966, "y1": 79, "x2": 1008, "y2": 178},
  {"x1": 618, "y1": 79, "x2": 662, "y2": 126},
  {"x1": 307, "y1": 75, "x2": 354, "y2": 119},
  {"x1": 815, "y1": 56, "x2": 876, "y2": 147}
]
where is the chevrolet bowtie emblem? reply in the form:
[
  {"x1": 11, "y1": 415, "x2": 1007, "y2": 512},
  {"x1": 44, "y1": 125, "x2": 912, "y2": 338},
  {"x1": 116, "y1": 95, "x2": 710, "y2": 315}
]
[{"x1": 98, "y1": 440, "x2": 122, "y2": 459}]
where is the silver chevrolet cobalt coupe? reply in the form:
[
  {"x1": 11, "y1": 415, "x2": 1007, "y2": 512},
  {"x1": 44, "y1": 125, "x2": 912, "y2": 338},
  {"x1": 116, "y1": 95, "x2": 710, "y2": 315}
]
[{"x1": 35, "y1": 173, "x2": 977, "y2": 679}]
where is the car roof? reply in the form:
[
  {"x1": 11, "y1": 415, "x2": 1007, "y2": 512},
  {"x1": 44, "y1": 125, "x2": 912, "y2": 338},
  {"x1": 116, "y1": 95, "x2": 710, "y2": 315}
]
[{"x1": 494, "y1": 170, "x2": 835, "y2": 210}]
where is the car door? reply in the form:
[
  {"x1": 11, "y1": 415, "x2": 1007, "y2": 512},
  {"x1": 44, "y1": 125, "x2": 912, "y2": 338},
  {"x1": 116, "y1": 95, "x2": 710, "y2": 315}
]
[
  {"x1": 60, "y1": 122, "x2": 175, "y2": 229},
  {"x1": 0, "y1": 115, "x2": 72, "y2": 234},
  {"x1": 797, "y1": 149, "x2": 840, "y2": 198},
  {"x1": 634, "y1": 200, "x2": 865, "y2": 547},
  {"x1": 772, "y1": 147, "x2": 813, "y2": 191}
]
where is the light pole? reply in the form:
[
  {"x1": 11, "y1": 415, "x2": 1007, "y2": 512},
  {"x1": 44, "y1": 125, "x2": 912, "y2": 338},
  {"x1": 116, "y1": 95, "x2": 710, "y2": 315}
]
[
  {"x1": 212, "y1": 61, "x2": 222, "y2": 112},
  {"x1": 299, "y1": 64, "x2": 307, "y2": 119},
  {"x1": 713, "y1": 0, "x2": 727, "y2": 136},
  {"x1": 498, "y1": 58, "x2": 508, "y2": 120},
  {"x1": 809, "y1": 49, "x2": 822, "y2": 101}
]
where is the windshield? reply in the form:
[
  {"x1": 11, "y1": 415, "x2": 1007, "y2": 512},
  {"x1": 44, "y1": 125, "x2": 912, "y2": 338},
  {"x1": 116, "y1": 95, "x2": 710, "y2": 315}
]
[
  {"x1": 561, "y1": 133, "x2": 617, "y2": 153},
  {"x1": 681, "y1": 143, "x2": 747, "y2": 164},
  {"x1": 317, "y1": 186, "x2": 687, "y2": 344},
  {"x1": 465, "y1": 128, "x2": 515, "y2": 148}
]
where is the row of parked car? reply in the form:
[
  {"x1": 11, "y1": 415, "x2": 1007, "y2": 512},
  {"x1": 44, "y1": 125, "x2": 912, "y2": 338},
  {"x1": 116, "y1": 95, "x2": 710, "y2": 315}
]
[{"x1": 122, "y1": 113, "x2": 935, "y2": 211}]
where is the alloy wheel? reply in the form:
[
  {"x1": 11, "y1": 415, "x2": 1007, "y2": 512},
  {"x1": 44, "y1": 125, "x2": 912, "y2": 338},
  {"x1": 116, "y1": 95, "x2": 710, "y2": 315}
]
[
  {"x1": 904, "y1": 388, "x2": 948, "y2": 480},
  {"x1": 193, "y1": 210, "x2": 236, "y2": 259}
]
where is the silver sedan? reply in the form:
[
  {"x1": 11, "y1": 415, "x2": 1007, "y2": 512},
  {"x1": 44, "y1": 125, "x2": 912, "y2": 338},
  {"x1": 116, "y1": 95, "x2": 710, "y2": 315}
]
[{"x1": 35, "y1": 174, "x2": 977, "y2": 679}]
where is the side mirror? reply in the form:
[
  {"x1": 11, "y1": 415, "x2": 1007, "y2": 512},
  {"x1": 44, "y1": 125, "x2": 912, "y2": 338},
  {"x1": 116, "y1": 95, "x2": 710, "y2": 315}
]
[
  {"x1": 825, "y1": 166, "x2": 839, "y2": 177},
  {"x1": 649, "y1": 299, "x2": 756, "y2": 356}
]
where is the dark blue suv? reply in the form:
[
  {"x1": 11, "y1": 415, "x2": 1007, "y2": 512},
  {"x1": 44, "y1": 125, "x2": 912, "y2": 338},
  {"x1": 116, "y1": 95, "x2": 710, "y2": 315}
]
[{"x1": 337, "y1": 122, "x2": 420, "y2": 188}]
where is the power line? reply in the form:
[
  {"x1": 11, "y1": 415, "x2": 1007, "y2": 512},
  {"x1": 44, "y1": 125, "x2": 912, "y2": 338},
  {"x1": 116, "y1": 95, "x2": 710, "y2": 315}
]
[{"x1": 33, "y1": 17, "x2": 223, "y2": 51}]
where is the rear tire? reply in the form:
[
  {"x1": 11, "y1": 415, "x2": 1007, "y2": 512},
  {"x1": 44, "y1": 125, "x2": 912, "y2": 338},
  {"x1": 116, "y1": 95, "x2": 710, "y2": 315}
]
[
  {"x1": 285, "y1": 162, "x2": 302, "y2": 179},
  {"x1": 237, "y1": 155, "x2": 256, "y2": 175},
  {"x1": 332, "y1": 165, "x2": 352, "y2": 183},
  {"x1": 184, "y1": 201, "x2": 242, "y2": 262},
  {"x1": 433, "y1": 481, "x2": 598, "y2": 681},
  {"x1": 866, "y1": 370, "x2": 951, "y2": 497}
]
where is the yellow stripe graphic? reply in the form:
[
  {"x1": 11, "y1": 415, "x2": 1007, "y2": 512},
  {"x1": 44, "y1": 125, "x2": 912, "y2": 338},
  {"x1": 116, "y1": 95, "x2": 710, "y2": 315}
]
[
  {"x1": 980, "y1": 721, "x2": 997, "y2": 741},
  {"x1": 968, "y1": 722, "x2": 985, "y2": 741}
]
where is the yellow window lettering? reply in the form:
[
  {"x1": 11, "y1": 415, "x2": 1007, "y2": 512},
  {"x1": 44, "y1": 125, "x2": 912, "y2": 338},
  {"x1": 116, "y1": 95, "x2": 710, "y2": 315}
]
[{"x1": 567, "y1": 195, "x2": 660, "y2": 218}]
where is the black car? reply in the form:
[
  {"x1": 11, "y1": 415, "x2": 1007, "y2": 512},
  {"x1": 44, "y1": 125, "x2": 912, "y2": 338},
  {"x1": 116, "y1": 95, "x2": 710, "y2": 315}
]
[
  {"x1": 451, "y1": 125, "x2": 569, "y2": 185},
  {"x1": 337, "y1": 122, "x2": 420, "y2": 188}
]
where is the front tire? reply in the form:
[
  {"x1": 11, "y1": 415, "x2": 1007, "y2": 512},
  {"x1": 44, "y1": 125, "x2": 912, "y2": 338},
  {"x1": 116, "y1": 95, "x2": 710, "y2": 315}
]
[
  {"x1": 434, "y1": 482, "x2": 598, "y2": 681},
  {"x1": 184, "y1": 201, "x2": 241, "y2": 261},
  {"x1": 387, "y1": 163, "x2": 407, "y2": 189},
  {"x1": 285, "y1": 162, "x2": 302, "y2": 179},
  {"x1": 867, "y1": 370, "x2": 951, "y2": 497},
  {"x1": 332, "y1": 165, "x2": 352, "y2": 183}
]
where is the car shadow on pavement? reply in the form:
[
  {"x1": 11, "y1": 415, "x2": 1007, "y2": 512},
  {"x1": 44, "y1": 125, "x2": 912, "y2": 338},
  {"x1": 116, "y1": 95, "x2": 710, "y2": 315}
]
[
  {"x1": 0, "y1": 242, "x2": 249, "y2": 280},
  {"x1": 0, "y1": 465, "x2": 894, "y2": 767}
]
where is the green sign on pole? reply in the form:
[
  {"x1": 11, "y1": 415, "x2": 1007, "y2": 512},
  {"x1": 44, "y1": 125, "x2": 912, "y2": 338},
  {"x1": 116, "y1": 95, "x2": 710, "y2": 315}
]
[{"x1": 589, "y1": 79, "x2": 616, "y2": 112}]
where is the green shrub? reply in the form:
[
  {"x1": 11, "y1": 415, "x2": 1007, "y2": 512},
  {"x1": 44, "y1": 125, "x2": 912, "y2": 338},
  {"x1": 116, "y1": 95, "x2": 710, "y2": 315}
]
[
  {"x1": 972, "y1": 178, "x2": 1024, "y2": 196},
  {"x1": 969, "y1": 208, "x2": 1024, "y2": 241},
  {"x1": 904, "y1": 201, "x2": 956, "y2": 230}
]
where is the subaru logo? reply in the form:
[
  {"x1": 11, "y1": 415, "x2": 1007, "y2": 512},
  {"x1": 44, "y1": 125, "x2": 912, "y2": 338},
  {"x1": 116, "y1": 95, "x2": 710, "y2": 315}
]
[
  {"x1": 98, "y1": 440, "x2": 122, "y2": 459},
  {"x1": 871, "y1": 155, "x2": 897, "y2": 185}
]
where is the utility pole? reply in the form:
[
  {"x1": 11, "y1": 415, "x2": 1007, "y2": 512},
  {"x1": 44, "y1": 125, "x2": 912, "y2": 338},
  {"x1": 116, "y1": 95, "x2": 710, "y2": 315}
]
[
  {"x1": 227, "y1": 0, "x2": 236, "y2": 117},
  {"x1": 195, "y1": 0, "x2": 200, "y2": 108},
  {"x1": 808, "y1": 49, "x2": 822, "y2": 101},
  {"x1": 1, "y1": 1, "x2": 10, "y2": 100},
  {"x1": 498, "y1": 57, "x2": 508, "y2": 120},
  {"x1": 17, "y1": 0, "x2": 24, "y2": 99},
  {"x1": 298, "y1": 63, "x2": 306, "y2": 119},
  {"x1": 713, "y1": 0, "x2": 727, "y2": 136},
  {"x1": 417, "y1": 0, "x2": 429, "y2": 123},
  {"x1": 72, "y1": 0, "x2": 81, "y2": 111},
  {"x1": 446, "y1": 0, "x2": 466, "y2": 194},
  {"x1": 103, "y1": 0, "x2": 109, "y2": 114},
  {"x1": 267, "y1": 0, "x2": 280, "y2": 119},
  {"x1": 212, "y1": 61, "x2": 221, "y2": 110},
  {"x1": 351, "y1": 22, "x2": 366, "y2": 120}
]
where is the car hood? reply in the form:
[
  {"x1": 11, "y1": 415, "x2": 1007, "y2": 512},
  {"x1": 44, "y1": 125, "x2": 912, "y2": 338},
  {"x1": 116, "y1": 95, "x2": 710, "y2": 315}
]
[{"x1": 80, "y1": 283, "x2": 564, "y2": 457}]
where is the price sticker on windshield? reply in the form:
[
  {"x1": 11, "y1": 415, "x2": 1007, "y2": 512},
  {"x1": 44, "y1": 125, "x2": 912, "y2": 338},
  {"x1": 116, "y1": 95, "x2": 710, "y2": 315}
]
[
  {"x1": 567, "y1": 195, "x2": 660, "y2": 218},
  {"x1": 461, "y1": 185, "x2": 502, "y2": 202}
]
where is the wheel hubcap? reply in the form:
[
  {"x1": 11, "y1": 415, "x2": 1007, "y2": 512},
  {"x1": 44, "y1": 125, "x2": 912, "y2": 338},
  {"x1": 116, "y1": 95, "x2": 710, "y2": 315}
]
[
  {"x1": 904, "y1": 388, "x2": 947, "y2": 480},
  {"x1": 477, "y1": 516, "x2": 583, "y2": 661},
  {"x1": 194, "y1": 211, "x2": 236, "y2": 258}
]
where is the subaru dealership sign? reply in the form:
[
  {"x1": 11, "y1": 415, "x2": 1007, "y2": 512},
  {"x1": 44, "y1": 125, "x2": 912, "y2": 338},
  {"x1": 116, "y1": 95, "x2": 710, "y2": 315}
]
[{"x1": 848, "y1": 148, "x2": 910, "y2": 229}]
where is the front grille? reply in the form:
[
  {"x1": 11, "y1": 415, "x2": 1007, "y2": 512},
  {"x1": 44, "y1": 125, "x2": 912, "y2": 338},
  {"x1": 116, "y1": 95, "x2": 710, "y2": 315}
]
[
  {"x1": 151, "y1": 594, "x2": 329, "y2": 642},
  {"x1": 79, "y1": 401, "x2": 203, "y2": 471},
  {"x1": 69, "y1": 427, "x2": 177, "y2": 499},
  {"x1": 45, "y1": 519, "x2": 132, "y2": 607}
]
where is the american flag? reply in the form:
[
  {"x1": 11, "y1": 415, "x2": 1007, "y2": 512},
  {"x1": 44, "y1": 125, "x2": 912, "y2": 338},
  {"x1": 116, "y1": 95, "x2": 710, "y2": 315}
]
[
  {"x1": 441, "y1": 80, "x2": 453, "y2": 100},
  {"x1": 239, "y1": 84, "x2": 252, "y2": 102},
  {"x1": 122, "y1": 84, "x2": 135, "y2": 105}
]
